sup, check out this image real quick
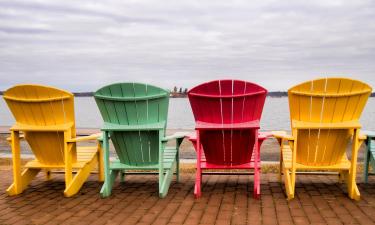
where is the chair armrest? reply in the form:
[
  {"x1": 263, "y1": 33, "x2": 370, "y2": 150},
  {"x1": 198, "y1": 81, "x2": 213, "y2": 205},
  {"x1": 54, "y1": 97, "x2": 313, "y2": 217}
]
[
  {"x1": 162, "y1": 132, "x2": 189, "y2": 142},
  {"x1": 272, "y1": 131, "x2": 295, "y2": 148},
  {"x1": 359, "y1": 133, "x2": 367, "y2": 141},
  {"x1": 6, "y1": 134, "x2": 25, "y2": 143},
  {"x1": 272, "y1": 131, "x2": 294, "y2": 140},
  {"x1": 258, "y1": 131, "x2": 272, "y2": 140},
  {"x1": 187, "y1": 132, "x2": 196, "y2": 141},
  {"x1": 362, "y1": 130, "x2": 375, "y2": 139},
  {"x1": 67, "y1": 133, "x2": 102, "y2": 143}
]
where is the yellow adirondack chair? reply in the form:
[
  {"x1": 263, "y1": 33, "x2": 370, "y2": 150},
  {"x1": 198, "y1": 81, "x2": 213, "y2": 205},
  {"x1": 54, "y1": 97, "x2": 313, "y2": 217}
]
[
  {"x1": 3, "y1": 84, "x2": 104, "y2": 197},
  {"x1": 273, "y1": 78, "x2": 371, "y2": 200}
]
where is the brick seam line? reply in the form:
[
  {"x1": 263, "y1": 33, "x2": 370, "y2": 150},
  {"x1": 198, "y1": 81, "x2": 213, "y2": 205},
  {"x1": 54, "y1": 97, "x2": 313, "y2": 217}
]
[
  {"x1": 281, "y1": 191, "x2": 295, "y2": 225},
  {"x1": 214, "y1": 175, "x2": 227, "y2": 223},
  {"x1": 351, "y1": 182, "x2": 375, "y2": 223},
  {"x1": 247, "y1": 187, "x2": 261, "y2": 225},
  {"x1": 155, "y1": 176, "x2": 192, "y2": 224},
  {"x1": 201, "y1": 175, "x2": 227, "y2": 223},
  {"x1": 230, "y1": 175, "x2": 242, "y2": 225},
  {"x1": 184, "y1": 174, "x2": 211, "y2": 224},
  {"x1": 137, "y1": 182, "x2": 169, "y2": 223},
  {"x1": 317, "y1": 176, "x2": 348, "y2": 224},
  {"x1": 100, "y1": 176, "x2": 156, "y2": 224},
  {"x1": 318, "y1": 176, "x2": 345, "y2": 223},
  {"x1": 126, "y1": 176, "x2": 165, "y2": 224},
  {"x1": 200, "y1": 175, "x2": 221, "y2": 224},
  {"x1": 293, "y1": 180, "x2": 311, "y2": 225},
  {"x1": 212, "y1": 175, "x2": 229, "y2": 224},
  {"x1": 291, "y1": 174, "x2": 332, "y2": 224},
  {"x1": 334, "y1": 177, "x2": 368, "y2": 224},
  {"x1": 238, "y1": 175, "x2": 250, "y2": 225},
  {"x1": 220, "y1": 175, "x2": 234, "y2": 224},
  {"x1": 116, "y1": 189, "x2": 147, "y2": 224},
  {"x1": 245, "y1": 176, "x2": 251, "y2": 225},
  {"x1": 260, "y1": 176, "x2": 270, "y2": 225},
  {"x1": 336, "y1": 182, "x2": 362, "y2": 224},
  {"x1": 200, "y1": 175, "x2": 219, "y2": 223},
  {"x1": 177, "y1": 176, "x2": 197, "y2": 224},
  {"x1": 259, "y1": 175, "x2": 279, "y2": 225},
  {"x1": 140, "y1": 195, "x2": 168, "y2": 223},
  {"x1": 271, "y1": 182, "x2": 280, "y2": 225},
  {"x1": 336, "y1": 181, "x2": 375, "y2": 224},
  {"x1": 277, "y1": 183, "x2": 295, "y2": 225},
  {"x1": 301, "y1": 175, "x2": 319, "y2": 224},
  {"x1": 172, "y1": 173, "x2": 198, "y2": 224},
  {"x1": 356, "y1": 182, "x2": 375, "y2": 222},
  {"x1": 196, "y1": 175, "x2": 215, "y2": 224}
]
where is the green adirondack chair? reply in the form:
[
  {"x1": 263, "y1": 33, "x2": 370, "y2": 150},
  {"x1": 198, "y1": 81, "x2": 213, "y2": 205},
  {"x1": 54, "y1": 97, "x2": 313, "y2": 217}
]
[
  {"x1": 364, "y1": 131, "x2": 375, "y2": 182},
  {"x1": 94, "y1": 83, "x2": 186, "y2": 198}
]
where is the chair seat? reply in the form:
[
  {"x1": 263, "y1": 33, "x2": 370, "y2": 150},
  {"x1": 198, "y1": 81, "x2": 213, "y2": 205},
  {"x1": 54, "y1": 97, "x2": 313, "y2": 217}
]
[
  {"x1": 200, "y1": 161, "x2": 260, "y2": 169},
  {"x1": 110, "y1": 147, "x2": 178, "y2": 170},
  {"x1": 195, "y1": 120, "x2": 260, "y2": 130},
  {"x1": 25, "y1": 146, "x2": 98, "y2": 169},
  {"x1": 282, "y1": 145, "x2": 351, "y2": 170}
]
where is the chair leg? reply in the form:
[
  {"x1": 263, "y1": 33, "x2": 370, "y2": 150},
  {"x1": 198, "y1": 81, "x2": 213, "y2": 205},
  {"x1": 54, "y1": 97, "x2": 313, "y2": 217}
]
[
  {"x1": 284, "y1": 167, "x2": 294, "y2": 200},
  {"x1": 347, "y1": 130, "x2": 360, "y2": 200},
  {"x1": 194, "y1": 169, "x2": 201, "y2": 199},
  {"x1": 194, "y1": 157, "x2": 202, "y2": 198},
  {"x1": 339, "y1": 170, "x2": 347, "y2": 183},
  {"x1": 252, "y1": 134, "x2": 261, "y2": 199},
  {"x1": 64, "y1": 157, "x2": 97, "y2": 197},
  {"x1": 363, "y1": 147, "x2": 370, "y2": 183},
  {"x1": 98, "y1": 143, "x2": 105, "y2": 182},
  {"x1": 279, "y1": 150, "x2": 283, "y2": 182},
  {"x1": 100, "y1": 131, "x2": 117, "y2": 198},
  {"x1": 253, "y1": 167, "x2": 261, "y2": 199},
  {"x1": 7, "y1": 168, "x2": 41, "y2": 196},
  {"x1": 194, "y1": 132, "x2": 202, "y2": 198},
  {"x1": 46, "y1": 170, "x2": 52, "y2": 181},
  {"x1": 100, "y1": 170, "x2": 119, "y2": 198},
  {"x1": 8, "y1": 130, "x2": 23, "y2": 195},
  {"x1": 347, "y1": 169, "x2": 360, "y2": 200},
  {"x1": 159, "y1": 163, "x2": 175, "y2": 198},
  {"x1": 120, "y1": 170, "x2": 125, "y2": 183},
  {"x1": 176, "y1": 150, "x2": 180, "y2": 183},
  {"x1": 370, "y1": 156, "x2": 375, "y2": 176}
]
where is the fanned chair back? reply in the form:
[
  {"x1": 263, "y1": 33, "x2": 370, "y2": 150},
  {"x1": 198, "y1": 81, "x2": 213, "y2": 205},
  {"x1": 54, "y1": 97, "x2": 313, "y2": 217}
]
[
  {"x1": 94, "y1": 83, "x2": 169, "y2": 166},
  {"x1": 188, "y1": 80, "x2": 267, "y2": 165},
  {"x1": 3, "y1": 84, "x2": 76, "y2": 165},
  {"x1": 288, "y1": 78, "x2": 371, "y2": 166}
]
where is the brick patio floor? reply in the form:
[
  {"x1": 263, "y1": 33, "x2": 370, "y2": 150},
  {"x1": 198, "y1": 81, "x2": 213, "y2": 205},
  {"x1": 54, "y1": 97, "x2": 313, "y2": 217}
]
[{"x1": 0, "y1": 168, "x2": 374, "y2": 225}]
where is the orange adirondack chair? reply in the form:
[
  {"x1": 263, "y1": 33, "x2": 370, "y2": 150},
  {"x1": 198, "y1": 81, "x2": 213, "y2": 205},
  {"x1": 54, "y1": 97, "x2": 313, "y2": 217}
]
[
  {"x1": 273, "y1": 78, "x2": 371, "y2": 200},
  {"x1": 3, "y1": 84, "x2": 104, "y2": 197}
]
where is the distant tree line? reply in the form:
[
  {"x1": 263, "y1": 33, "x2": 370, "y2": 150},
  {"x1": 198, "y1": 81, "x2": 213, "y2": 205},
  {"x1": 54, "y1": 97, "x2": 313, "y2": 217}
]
[
  {"x1": 0, "y1": 90, "x2": 374, "y2": 97},
  {"x1": 267, "y1": 91, "x2": 287, "y2": 97},
  {"x1": 170, "y1": 86, "x2": 188, "y2": 98},
  {"x1": 73, "y1": 92, "x2": 94, "y2": 97}
]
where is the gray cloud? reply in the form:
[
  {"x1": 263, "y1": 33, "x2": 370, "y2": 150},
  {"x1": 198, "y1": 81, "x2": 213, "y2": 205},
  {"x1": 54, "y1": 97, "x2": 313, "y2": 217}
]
[
  {"x1": 0, "y1": 0, "x2": 374, "y2": 91},
  {"x1": 0, "y1": 26, "x2": 51, "y2": 34}
]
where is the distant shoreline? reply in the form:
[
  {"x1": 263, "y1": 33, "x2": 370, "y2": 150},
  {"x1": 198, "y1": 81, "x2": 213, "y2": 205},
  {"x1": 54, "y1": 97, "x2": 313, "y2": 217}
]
[{"x1": 0, "y1": 91, "x2": 374, "y2": 97}]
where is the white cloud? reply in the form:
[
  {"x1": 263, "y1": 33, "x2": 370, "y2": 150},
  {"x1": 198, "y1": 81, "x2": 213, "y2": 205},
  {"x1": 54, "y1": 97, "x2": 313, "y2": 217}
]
[{"x1": 0, "y1": 0, "x2": 374, "y2": 91}]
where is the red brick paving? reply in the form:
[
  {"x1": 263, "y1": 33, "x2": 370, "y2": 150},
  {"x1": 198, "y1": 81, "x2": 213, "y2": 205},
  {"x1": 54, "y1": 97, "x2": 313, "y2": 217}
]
[{"x1": 0, "y1": 169, "x2": 374, "y2": 225}]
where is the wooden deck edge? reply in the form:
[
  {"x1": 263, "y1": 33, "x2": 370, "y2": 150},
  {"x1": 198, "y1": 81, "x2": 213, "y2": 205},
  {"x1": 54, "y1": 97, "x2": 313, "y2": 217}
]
[{"x1": 0, "y1": 157, "x2": 366, "y2": 174}]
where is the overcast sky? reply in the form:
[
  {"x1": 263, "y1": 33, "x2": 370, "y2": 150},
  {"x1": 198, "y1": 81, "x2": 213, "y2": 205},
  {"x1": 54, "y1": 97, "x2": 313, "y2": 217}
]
[{"x1": 0, "y1": 0, "x2": 374, "y2": 92}]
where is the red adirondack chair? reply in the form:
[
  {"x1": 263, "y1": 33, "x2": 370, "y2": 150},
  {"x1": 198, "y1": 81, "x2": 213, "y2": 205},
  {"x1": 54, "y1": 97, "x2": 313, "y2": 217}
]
[{"x1": 188, "y1": 79, "x2": 270, "y2": 199}]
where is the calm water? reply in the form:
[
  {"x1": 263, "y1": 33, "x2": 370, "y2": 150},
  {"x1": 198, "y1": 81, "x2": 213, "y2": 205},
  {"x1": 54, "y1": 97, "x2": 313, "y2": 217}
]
[{"x1": 1, "y1": 97, "x2": 374, "y2": 131}]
